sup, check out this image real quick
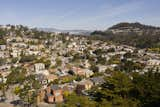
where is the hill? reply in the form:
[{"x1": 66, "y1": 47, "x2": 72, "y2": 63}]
[{"x1": 91, "y1": 22, "x2": 160, "y2": 48}]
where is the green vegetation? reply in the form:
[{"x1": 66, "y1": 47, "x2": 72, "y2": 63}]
[
  {"x1": 11, "y1": 57, "x2": 19, "y2": 63},
  {"x1": 59, "y1": 76, "x2": 76, "y2": 84},
  {"x1": 0, "y1": 58, "x2": 7, "y2": 66},
  {"x1": 57, "y1": 93, "x2": 97, "y2": 107},
  {"x1": 90, "y1": 72, "x2": 139, "y2": 107},
  {"x1": 91, "y1": 22, "x2": 160, "y2": 48},
  {"x1": 14, "y1": 75, "x2": 41, "y2": 105},
  {"x1": 55, "y1": 58, "x2": 62, "y2": 66},
  {"x1": 20, "y1": 55, "x2": 37, "y2": 63},
  {"x1": 132, "y1": 71, "x2": 160, "y2": 107},
  {"x1": 108, "y1": 55, "x2": 121, "y2": 64},
  {"x1": 0, "y1": 29, "x2": 7, "y2": 38},
  {"x1": 7, "y1": 67, "x2": 27, "y2": 84},
  {"x1": 97, "y1": 56, "x2": 106, "y2": 65},
  {"x1": 58, "y1": 71, "x2": 160, "y2": 107},
  {"x1": 0, "y1": 39, "x2": 6, "y2": 45},
  {"x1": 116, "y1": 60, "x2": 145, "y2": 73},
  {"x1": 147, "y1": 48, "x2": 160, "y2": 53},
  {"x1": 90, "y1": 64, "x2": 99, "y2": 73},
  {"x1": 89, "y1": 71, "x2": 160, "y2": 107},
  {"x1": 36, "y1": 57, "x2": 51, "y2": 68}
]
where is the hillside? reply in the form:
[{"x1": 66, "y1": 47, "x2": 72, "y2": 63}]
[
  {"x1": 108, "y1": 22, "x2": 160, "y2": 30},
  {"x1": 91, "y1": 22, "x2": 160, "y2": 48}
]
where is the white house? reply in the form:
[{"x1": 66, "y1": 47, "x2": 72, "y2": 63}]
[
  {"x1": 11, "y1": 49, "x2": 21, "y2": 58},
  {"x1": 0, "y1": 45, "x2": 6, "y2": 50},
  {"x1": 34, "y1": 63, "x2": 49, "y2": 76},
  {"x1": 147, "y1": 59, "x2": 160, "y2": 66},
  {"x1": 34, "y1": 63, "x2": 45, "y2": 72},
  {"x1": 84, "y1": 69, "x2": 94, "y2": 78},
  {"x1": 98, "y1": 65, "x2": 107, "y2": 73}
]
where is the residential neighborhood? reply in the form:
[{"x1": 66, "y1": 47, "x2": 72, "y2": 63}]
[{"x1": 0, "y1": 24, "x2": 159, "y2": 107}]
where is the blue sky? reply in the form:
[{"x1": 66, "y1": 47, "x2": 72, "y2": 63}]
[{"x1": 0, "y1": 0, "x2": 160, "y2": 30}]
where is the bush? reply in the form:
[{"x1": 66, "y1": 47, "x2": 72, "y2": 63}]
[{"x1": 20, "y1": 55, "x2": 37, "y2": 63}]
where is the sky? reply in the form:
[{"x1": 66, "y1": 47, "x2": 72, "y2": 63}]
[{"x1": 0, "y1": 0, "x2": 160, "y2": 30}]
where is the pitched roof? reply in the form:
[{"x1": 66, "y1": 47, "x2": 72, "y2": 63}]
[{"x1": 51, "y1": 85, "x2": 60, "y2": 90}]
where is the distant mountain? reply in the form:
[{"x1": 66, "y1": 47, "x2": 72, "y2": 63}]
[
  {"x1": 91, "y1": 22, "x2": 160, "y2": 48},
  {"x1": 38, "y1": 28, "x2": 60, "y2": 32},
  {"x1": 37, "y1": 28, "x2": 92, "y2": 35},
  {"x1": 108, "y1": 22, "x2": 160, "y2": 30},
  {"x1": 106, "y1": 22, "x2": 160, "y2": 35}
]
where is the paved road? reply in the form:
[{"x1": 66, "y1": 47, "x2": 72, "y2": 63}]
[
  {"x1": 38, "y1": 102, "x2": 56, "y2": 107},
  {"x1": 0, "y1": 103, "x2": 14, "y2": 107}
]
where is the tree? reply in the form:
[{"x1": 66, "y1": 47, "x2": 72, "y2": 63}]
[
  {"x1": 117, "y1": 60, "x2": 144, "y2": 73},
  {"x1": 14, "y1": 86, "x2": 21, "y2": 95},
  {"x1": 56, "y1": 58, "x2": 62, "y2": 66},
  {"x1": 108, "y1": 55, "x2": 121, "y2": 64},
  {"x1": 0, "y1": 58, "x2": 6, "y2": 66},
  {"x1": 36, "y1": 57, "x2": 51, "y2": 68},
  {"x1": 0, "y1": 39, "x2": 6, "y2": 45},
  {"x1": 57, "y1": 93, "x2": 97, "y2": 107},
  {"x1": 20, "y1": 55, "x2": 37, "y2": 63},
  {"x1": 11, "y1": 57, "x2": 19, "y2": 64},
  {"x1": 132, "y1": 71, "x2": 160, "y2": 107},
  {"x1": 90, "y1": 71, "x2": 140, "y2": 107},
  {"x1": 90, "y1": 64, "x2": 99, "y2": 73},
  {"x1": 18, "y1": 75, "x2": 41, "y2": 106},
  {"x1": 97, "y1": 56, "x2": 106, "y2": 65},
  {"x1": 7, "y1": 67, "x2": 26, "y2": 84}
]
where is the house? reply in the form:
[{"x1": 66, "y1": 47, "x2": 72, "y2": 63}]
[
  {"x1": 25, "y1": 38, "x2": 39, "y2": 43},
  {"x1": 7, "y1": 36, "x2": 23, "y2": 42},
  {"x1": 72, "y1": 67, "x2": 85, "y2": 76},
  {"x1": 46, "y1": 74, "x2": 58, "y2": 83},
  {"x1": 67, "y1": 42, "x2": 77, "y2": 48},
  {"x1": 84, "y1": 69, "x2": 94, "y2": 78},
  {"x1": 0, "y1": 51, "x2": 10, "y2": 58},
  {"x1": 25, "y1": 50, "x2": 40, "y2": 56},
  {"x1": 55, "y1": 69, "x2": 68, "y2": 77},
  {"x1": 60, "y1": 84, "x2": 75, "y2": 94},
  {"x1": 147, "y1": 59, "x2": 160, "y2": 66},
  {"x1": 51, "y1": 57, "x2": 57, "y2": 66},
  {"x1": 76, "y1": 84, "x2": 85, "y2": 95},
  {"x1": 98, "y1": 65, "x2": 107, "y2": 73},
  {"x1": 0, "y1": 45, "x2": 6, "y2": 50},
  {"x1": 81, "y1": 60, "x2": 91, "y2": 68},
  {"x1": 12, "y1": 43, "x2": 27, "y2": 48},
  {"x1": 10, "y1": 49, "x2": 21, "y2": 58},
  {"x1": 34, "y1": 63, "x2": 49, "y2": 75},
  {"x1": 76, "y1": 79, "x2": 93, "y2": 94},
  {"x1": 35, "y1": 63, "x2": 45, "y2": 72},
  {"x1": 90, "y1": 76, "x2": 105, "y2": 85},
  {"x1": 45, "y1": 85, "x2": 63, "y2": 103},
  {"x1": 0, "y1": 65, "x2": 11, "y2": 72},
  {"x1": 29, "y1": 45, "x2": 39, "y2": 51},
  {"x1": 37, "y1": 89, "x2": 46, "y2": 103},
  {"x1": 35, "y1": 74, "x2": 48, "y2": 86},
  {"x1": 46, "y1": 93, "x2": 54, "y2": 103}
]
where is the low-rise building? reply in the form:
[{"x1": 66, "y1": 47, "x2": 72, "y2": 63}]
[
  {"x1": 45, "y1": 85, "x2": 63, "y2": 103},
  {"x1": 0, "y1": 45, "x2": 6, "y2": 50},
  {"x1": 34, "y1": 63, "x2": 49, "y2": 75},
  {"x1": 76, "y1": 79, "x2": 93, "y2": 94},
  {"x1": 147, "y1": 59, "x2": 160, "y2": 66},
  {"x1": 90, "y1": 76, "x2": 105, "y2": 85}
]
